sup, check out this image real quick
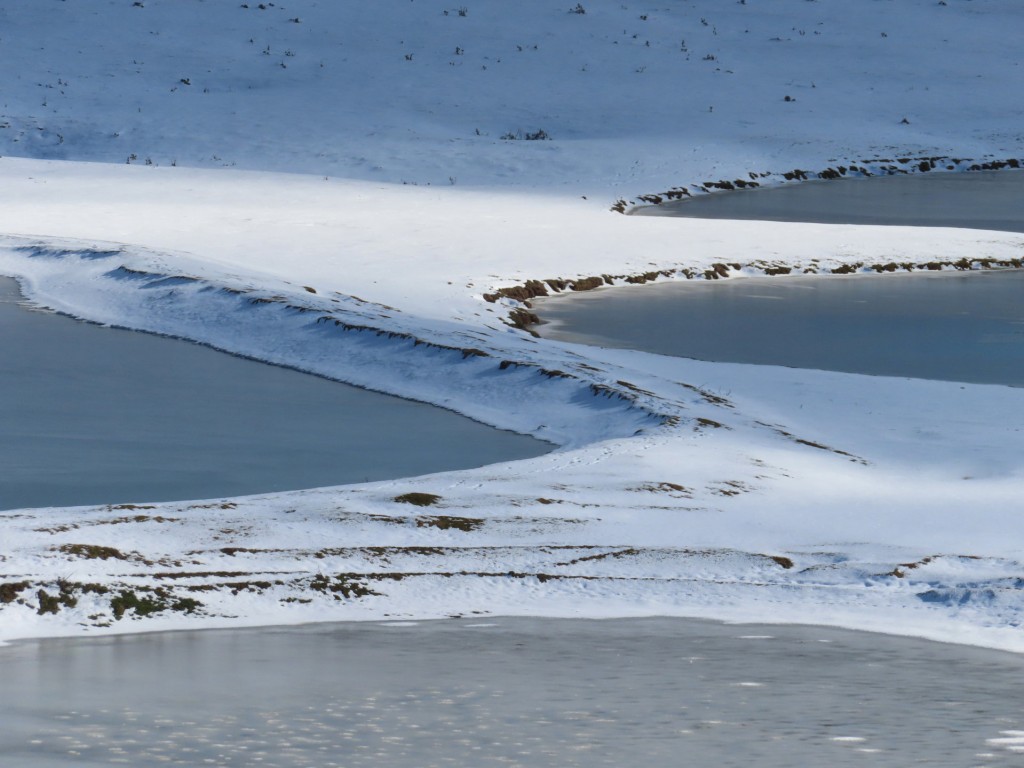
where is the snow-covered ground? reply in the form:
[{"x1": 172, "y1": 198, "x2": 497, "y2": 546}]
[{"x1": 1, "y1": 0, "x2": 1022, "y2": 649}]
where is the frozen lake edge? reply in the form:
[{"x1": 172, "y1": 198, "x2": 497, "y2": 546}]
[{"x1": 5, "y1": 616, "x2": 1024, "y2": 767}]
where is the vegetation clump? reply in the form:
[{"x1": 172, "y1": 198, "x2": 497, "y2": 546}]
[
  {"x1": 636, "y1": 482, "x2": 692, "y2": 495},
  {"x1": 570, "y1": 276, "x2": 605, "y2": 291},
  {"x1": 695, "y1": 417, "x2": 726, "y2": 429},
  {"x1": 309, "y1": 574, "x2": 375, "y2": 599},
  {"x1": 831, "y1": 263, "x2": 862, "y2": 274},
  {"x1": 0, "y1": 581, "x2": 29, "y2": 604},
  {"x1": 416, "y1": 515, "x2": 484, "y2": 532},
  {"x1": 507, "y1": 307, "x2": 540, "y2": 334},
  {"x1": 394, "y1": 492, "x2": 442, "y2": 507},
  {"x1": 501, "y1": 128, "x2": 550, "y2": 141},
  {"x1": 58, "y1": 543, "x2": 131, "y2": 560},
  {"x1": 482, "y1": 279, "x2": 549, "y2": 303},
  {"x1": 36, "y1": 588, "x2": 77, "y2": 615},
  {"x1": 110, "y1": 588, "x2": 201, "y2": 619}
]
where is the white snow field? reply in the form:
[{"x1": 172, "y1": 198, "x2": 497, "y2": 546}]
[{"x1": 0, "y1": 0, "x2": 1022, "y2": 648}]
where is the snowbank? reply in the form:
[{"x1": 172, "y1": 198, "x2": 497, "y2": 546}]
[{"x1": 1, "y1": 0, "x2": 1022, "y2": 649}]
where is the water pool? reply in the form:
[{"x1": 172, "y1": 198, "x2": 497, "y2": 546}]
[
  {"x1": 633, "y1": 169, "x2": 1024, "y2": 232},
  {"x1": 3, "y1": 617, "x2": 1023, "y2": 767},
  {"x1": 536, "y1": 269, "x2": 1024, "y2": 385},
  {"x1": 0, "y1": 277, "x2": 547, "y2": 510},
  {"x1": 539, "y1": 170, "x2": 1024, "y2": 382}
]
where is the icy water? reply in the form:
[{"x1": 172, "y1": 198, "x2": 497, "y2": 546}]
[
  {"x1": 536, "y1": 269, "x2": 1024, "y2": 386},
  {"x1": 633, "y1": 168, "x2": 1024, "y2": 231},
  {"x1": 3, "y1": 617, "x2": 1024, "y2": 767},
  {"x1": 540, "y1": 170, "x2": 1024, "y2": 383},
  {"x1": 0, "y1": 277, "x2": 546, "y2": 510}
]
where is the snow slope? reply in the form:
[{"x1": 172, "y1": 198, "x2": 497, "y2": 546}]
[{"x1": 1, "y1": 0, "x2": 1023, "y2": 648}]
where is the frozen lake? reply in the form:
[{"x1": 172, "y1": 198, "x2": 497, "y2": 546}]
[
  {"x1": 3, "y1": 617, "x2": 1024, "y2": 767},
  {"x1": 539, "y1": 170, "x2": 1024, "y2": 383},
  {"x1": 0, "y1": 277, "x2": 547, "y2": 510},
  {"x1": 536, "y1": 269, "x2": 1024, "y2": 385},
  {"x1": 633, "y1": 169, "x2": 1024, "y2": 232}
]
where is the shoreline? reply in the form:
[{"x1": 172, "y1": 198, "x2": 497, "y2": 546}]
[
  {"x1": 615, "y1": 155, "x2": 1024, "y2": 213},
  {"x1": 6, "y1": 611, "x2": 1024, "y2": 658}
]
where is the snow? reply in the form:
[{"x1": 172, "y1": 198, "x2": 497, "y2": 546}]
[{"x1": 0, "y1": 0, "x2": 1023, "y2": 649}]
